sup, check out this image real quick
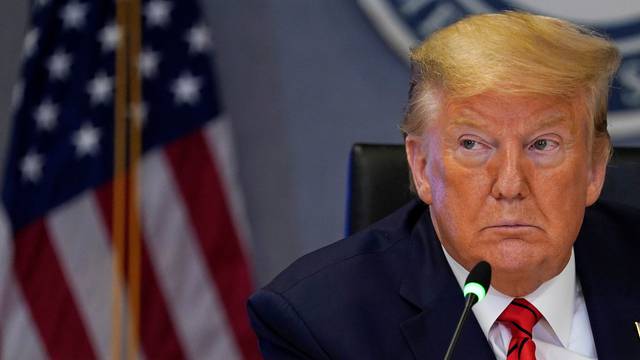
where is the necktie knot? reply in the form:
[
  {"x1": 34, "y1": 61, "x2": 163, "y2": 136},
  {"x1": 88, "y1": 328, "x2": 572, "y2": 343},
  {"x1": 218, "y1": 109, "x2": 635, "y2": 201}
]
[
  {"x1": 498, "y1": 298, "x2": 542, "y2": 338},
  {"x1": 497, "y1": 298, "x2": 542, "y2": 359}
]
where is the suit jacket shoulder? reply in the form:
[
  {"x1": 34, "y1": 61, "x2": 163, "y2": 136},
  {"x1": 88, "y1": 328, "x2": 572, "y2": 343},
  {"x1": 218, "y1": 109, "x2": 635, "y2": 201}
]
[
  {"x1": 247, "y1": 200, "x2": 495, "y2": 359},
  {"x1": 248, "y1": 200, "x2": 429, "y2": 359},
  {"x1": 266, "y1": 199, "x2": 424, "y2": 295}
]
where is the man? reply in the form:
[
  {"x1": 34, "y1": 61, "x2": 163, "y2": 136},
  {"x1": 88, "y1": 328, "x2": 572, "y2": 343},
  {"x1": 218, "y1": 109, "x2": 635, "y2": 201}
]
[{"x1": 248, "y1": 12, "x2": 640, "y2": 359}]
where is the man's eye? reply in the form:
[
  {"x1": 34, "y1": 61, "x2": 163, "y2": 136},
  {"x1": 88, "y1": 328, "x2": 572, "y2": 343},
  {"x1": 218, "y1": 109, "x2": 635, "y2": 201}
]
[
  {"x1": 461, "y1": 139, "x2": 477, "y2": 150},
  {"x1": 530, "y1": 139, "x2": 559, "y2": 151},
  {"x1": 533, "y1": 139, "x2": 548, "y2": 150}
]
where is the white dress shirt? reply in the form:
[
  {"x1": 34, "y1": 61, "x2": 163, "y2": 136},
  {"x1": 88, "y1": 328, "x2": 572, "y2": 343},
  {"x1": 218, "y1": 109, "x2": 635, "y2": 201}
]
[{"x1": 442, "y1": 247, "x2": 598, "y2": 359}]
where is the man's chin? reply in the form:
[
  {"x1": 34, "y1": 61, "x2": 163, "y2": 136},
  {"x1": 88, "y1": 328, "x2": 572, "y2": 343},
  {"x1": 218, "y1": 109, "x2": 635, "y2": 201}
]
[
  {"x1": 487, "y1": 246, "x2": 570, "y2": 296},
  {"x1": 488, "y1": 258, "x2": 548, "y2": 296},
  {"x1": 486, "y1": 241, "x2": 546, "y2": 276}
]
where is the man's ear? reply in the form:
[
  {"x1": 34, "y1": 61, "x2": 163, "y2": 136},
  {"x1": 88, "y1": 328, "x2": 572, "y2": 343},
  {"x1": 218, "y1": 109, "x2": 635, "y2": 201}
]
[
  {"x1": 585, "y1": 146, "x2": 608, "y2": 207},
  {"x1": 405, "y1": 135, "x2": 432, "y2": 204}
]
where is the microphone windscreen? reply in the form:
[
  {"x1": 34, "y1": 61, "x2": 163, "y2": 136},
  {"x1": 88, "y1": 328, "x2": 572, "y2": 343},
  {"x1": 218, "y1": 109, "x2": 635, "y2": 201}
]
[{"x1": 463, "y1": 261, "x2": 492, "y2": 302}]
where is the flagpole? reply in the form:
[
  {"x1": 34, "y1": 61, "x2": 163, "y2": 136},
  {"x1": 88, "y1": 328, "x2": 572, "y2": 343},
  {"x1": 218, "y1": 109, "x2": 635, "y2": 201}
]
[
  {"x1": 126, "y1": 0, "x2": 143, "y2": 357},
  {"x1": 112, "y1": 0, "x2": 129, "y2": 359}
]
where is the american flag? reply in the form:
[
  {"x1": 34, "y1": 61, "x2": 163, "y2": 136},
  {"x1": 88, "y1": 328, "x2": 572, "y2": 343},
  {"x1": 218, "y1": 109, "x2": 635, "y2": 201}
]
[{"x1": 0, "y1": 0, "x2": 259, "y2": 359}]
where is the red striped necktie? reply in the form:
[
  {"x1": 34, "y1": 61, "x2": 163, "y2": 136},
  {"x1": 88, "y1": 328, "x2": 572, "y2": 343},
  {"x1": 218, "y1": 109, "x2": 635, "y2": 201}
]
[{"x1": 497, "y1": 298, "x2": 543, "y2": 360}]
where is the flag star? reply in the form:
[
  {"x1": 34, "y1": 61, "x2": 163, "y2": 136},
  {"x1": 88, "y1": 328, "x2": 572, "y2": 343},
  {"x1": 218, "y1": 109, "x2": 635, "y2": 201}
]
[
  {"x1": 99, "y1": 22, "x2": 121, "y2": 52},
  {"x1": 87, "y1": 72, "x2": 113, "y2": 105},
  {"x1": 20, "y1": 151, "x2": 44, "y2": 183},
  {"x1": 171, "y1": 72, "x2": 202, "y2": 105},
  {"x1": 72, "y1": 123, "x2": 101, "y2": 157},
  {"x1": 34, "y1": 99, "x2": 59, "y2": 131},
  {"x1": 60, "y1": 1, "x2": 88, "y2": 30},
  {"x1": 47, "y1": 50, "x2": 72, "y2": 80},
  {"x1": 23, "y1": 28, "x2": 39, "y2": 58},
  {"x1": 144, "y1": 0, "x2": 172, "y2": 28},
  {"x1": 185, "y1": 23, "x2": 212, "y2": 53},
  {"x1": 138, "y1": 48, "x2": 160, "y2": 78}
]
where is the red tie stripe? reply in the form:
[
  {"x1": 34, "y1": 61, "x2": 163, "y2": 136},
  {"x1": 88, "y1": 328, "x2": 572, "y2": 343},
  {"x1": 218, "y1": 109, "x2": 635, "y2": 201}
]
[{"x1": 497, "y1": 298, "x2": 542, "y2": 360}]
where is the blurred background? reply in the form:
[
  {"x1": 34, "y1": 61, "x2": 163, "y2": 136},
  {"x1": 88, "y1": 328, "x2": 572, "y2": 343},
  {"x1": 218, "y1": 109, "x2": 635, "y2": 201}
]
[{"x1": 0, "y1": 0, "x2": 638, "y2": 359}]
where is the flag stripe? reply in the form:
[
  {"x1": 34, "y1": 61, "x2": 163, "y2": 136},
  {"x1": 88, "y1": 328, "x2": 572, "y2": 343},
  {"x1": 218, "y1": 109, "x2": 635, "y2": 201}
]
[
  {"x1": 164, "y1": 129, "x2": 260, "y2": 359},
  {"x1": 202, "y1": 118, "x2": 253, "y2": 257},
  {"x1": 13, "y1": 219, "x2": 96, "y2": 359},
  {"x1": 0, "y1": 275, "x2": 47, "y2": 360},
  {"x1": 94, "y1": 181, "x2": 188, "y2": 360},
  {"x1": 141, "y1": 148, "x2": 241, "y2": 359},
  {"x1": 46, "y1": 192, "x2": 114, "y2": 359},
  {"x1": 0, "y1": 208, "x2": 46, "y2": 360}
]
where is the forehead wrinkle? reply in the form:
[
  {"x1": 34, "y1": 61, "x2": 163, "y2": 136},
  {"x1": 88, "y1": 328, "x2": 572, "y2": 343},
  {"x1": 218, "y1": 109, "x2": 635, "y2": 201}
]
[{"x1": 448, "y1": 105, "x2": 577, "y2": 135}]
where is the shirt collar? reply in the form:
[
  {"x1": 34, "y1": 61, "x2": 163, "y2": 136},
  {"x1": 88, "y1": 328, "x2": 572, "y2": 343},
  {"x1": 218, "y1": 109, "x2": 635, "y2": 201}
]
[{"x1": 442, "y1": 246, "x2": 576, "y2": 347}]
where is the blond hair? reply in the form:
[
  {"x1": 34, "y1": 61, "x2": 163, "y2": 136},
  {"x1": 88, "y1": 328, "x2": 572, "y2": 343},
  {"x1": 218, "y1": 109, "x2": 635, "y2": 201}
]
[{"x1": 402, "y1": 11, "x2": 620, "y2": 160}]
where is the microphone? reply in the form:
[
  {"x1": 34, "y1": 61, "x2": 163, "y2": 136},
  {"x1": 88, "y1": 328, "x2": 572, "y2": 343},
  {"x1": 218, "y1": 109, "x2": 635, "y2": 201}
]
[{"x1": 443, "y1": 261, "x2": 492, "y2": 360}]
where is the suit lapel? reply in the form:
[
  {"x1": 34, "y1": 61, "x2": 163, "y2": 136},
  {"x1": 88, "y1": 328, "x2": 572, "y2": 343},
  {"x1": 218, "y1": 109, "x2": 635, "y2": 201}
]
[
  {"x1": 398, "y1": 213, "x2": 495, "y2": 360},
  {"x1": 575, "y1": 204, "x2": 640, "y2": 360},
  {"x1": 400, "y1": 298, "x2": 494, "y2": 360}
]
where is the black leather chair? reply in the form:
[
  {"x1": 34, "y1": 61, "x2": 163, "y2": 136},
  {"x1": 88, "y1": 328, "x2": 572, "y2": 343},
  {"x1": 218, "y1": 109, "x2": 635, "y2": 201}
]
[{"x1": 346, "y1": 143, "x2": 640, "y2": 236}]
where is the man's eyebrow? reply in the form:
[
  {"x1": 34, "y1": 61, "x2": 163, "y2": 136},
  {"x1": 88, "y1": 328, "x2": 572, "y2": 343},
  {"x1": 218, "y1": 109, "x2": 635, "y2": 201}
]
[
  {"x1": 450, "y1": 116, "x2": 484, "y2": 127},
  {"x1": 449, "y1": 108, "x2": 485, "y2": 126},
  {"x1": 534, "y1": 113, "x2": 569, "y2": 129}
]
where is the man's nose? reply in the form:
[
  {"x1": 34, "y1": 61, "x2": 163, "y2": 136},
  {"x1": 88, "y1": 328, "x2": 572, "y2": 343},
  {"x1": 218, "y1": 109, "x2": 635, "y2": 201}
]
[{"x1": 490, "y1": 147, "x2": 530, "y2": 200}]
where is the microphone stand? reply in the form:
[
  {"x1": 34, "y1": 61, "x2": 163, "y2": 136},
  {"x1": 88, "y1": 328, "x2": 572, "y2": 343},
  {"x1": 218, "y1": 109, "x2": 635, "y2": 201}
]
[{"x1": 443, "y1": 294, "x2": 477, "y2": 360}]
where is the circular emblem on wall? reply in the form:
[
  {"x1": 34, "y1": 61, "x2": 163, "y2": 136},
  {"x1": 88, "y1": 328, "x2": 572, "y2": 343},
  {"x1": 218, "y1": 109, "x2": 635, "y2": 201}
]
[{"x1": 358, "y1": 0, "x2": 640, "y2": 139}]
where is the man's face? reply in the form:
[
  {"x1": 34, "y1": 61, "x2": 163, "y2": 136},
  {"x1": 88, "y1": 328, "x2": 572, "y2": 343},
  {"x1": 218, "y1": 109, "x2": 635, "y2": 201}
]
[{"x1": 406, "y1": 92, "x2": 607, "y2": 296}]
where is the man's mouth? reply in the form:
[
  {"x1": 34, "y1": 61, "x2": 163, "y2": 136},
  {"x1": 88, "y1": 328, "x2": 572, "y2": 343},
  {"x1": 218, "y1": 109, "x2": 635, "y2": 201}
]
[{"x1": 482, "y1": 222, "x2": 540, "y2": 231}]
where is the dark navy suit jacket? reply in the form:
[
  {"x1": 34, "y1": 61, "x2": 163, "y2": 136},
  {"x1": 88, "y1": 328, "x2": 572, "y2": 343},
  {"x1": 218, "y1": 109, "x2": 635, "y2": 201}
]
[{"x1": 248, "y1": 200, "x2": 640, "y2": 359}]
